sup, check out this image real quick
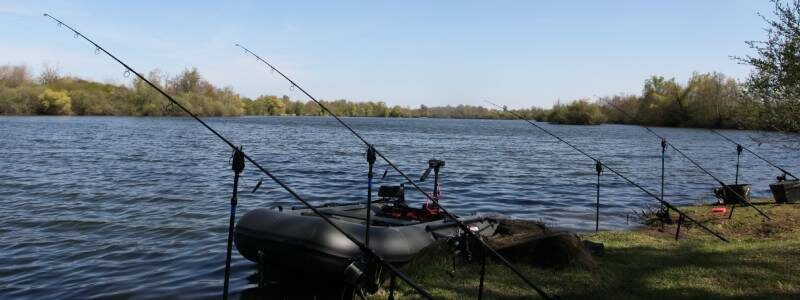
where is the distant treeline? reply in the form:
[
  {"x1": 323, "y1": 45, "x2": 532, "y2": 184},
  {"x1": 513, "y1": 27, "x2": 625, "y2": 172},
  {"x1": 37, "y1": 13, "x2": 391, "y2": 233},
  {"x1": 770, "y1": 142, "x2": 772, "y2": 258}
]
[
  {"x1": 0, "y1": 64, "x2": 793, "y2": 132},
  {"x1": 0, "y1": 64, "x2": 544, "y2": 120},
  {"x1": 247, "y1": 95, "x2": 546, "y2": 119}
]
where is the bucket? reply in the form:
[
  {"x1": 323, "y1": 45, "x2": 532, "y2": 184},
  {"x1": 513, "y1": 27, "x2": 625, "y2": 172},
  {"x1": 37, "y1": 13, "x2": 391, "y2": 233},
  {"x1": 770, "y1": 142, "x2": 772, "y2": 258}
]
[
  {"x1": 770, "y1": 179, "x2": 800, "y2": 203},
  {"x1": 713, "y1": 184, "x2": 751, "y2": 204}
]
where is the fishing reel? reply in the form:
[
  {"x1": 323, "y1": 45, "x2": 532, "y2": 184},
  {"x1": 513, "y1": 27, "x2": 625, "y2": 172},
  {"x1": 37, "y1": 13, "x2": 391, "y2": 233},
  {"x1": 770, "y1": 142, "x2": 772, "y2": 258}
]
[
  {"x1": 448, "y1": 234, "x2": 473, "y2": 262},
  {"x1": 443, "y1": 226, "x2": 486, "y2": 278},
  {"x1": 447, "y1": 225, "x2": 484, "y2": 263},
  {"x1": 342, "y1": 255, "x2": 380, "y2": 295},
  {"x1": 778, "y1": 173, "x2": 788, "y2": 182}
]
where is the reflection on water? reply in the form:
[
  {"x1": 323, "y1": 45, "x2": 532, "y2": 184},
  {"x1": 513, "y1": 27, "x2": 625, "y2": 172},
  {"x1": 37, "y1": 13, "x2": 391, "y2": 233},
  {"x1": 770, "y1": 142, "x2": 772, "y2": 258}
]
[{"x1": 0, "y1": 116, "x2": 797, "y2": 298}]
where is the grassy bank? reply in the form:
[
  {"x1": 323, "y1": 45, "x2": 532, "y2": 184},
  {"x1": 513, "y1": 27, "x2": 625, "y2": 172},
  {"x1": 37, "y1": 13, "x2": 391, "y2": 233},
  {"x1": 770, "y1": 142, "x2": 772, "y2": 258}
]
[{"x1": 380, "y1": 201, "x2": 800, "y2": 299}]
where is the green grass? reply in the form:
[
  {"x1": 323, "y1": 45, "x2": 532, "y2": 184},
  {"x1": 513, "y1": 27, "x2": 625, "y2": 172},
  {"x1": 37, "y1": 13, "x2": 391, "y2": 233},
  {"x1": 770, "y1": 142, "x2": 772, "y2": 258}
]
[{"x1": 376, "y1": 201, "x2": 800, "y2": 299}]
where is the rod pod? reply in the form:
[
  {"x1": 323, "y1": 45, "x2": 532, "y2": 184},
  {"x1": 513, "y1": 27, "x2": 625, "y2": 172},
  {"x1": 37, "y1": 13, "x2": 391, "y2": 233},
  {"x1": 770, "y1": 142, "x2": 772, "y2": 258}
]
[
  {"x1": 595, "y1": 160, "x2": 603, "y2": 232},
  {"x1": 735, "y1": 144, "x2": 743, "y2": 185},
  {"x1": 728, "y1": 144, "x2": 745, "y2": 219},
  {"x1": 223, "y1": 146, "x2": 245, "y2": 300},
  {"x1": 365, "y1": 145, "x2": 376, "y2": 247},
  {"x1": 660, "y1": 138, "x2": 668, "y2": 215},
  {"x1": 477, "y1": 245, "x2": 488, "y2": 300}
]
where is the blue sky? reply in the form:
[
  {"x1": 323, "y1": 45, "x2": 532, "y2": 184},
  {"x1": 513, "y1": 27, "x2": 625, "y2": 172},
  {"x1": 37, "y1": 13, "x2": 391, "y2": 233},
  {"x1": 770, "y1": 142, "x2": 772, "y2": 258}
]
[{"x1": 0, "y1": 1, "x2": 775, "y2": 108}]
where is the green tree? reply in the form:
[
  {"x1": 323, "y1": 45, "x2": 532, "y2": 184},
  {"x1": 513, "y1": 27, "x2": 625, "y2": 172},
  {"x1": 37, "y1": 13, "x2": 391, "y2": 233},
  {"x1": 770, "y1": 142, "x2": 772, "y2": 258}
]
[
  {"x1": 549, "y1": 99, "x2": 606, "y2": 125},
  {"x1": 170, "y1": 68, "x2": 204, "y2": 94},
  {"x1": 265, "y1": 96, "x2": 285, "y2": 115},
  {"x1": 418, "y1": 104, "x2": 428, "y2": 117},
  {"x1": 600, "y1": 94, "x2": 639, "y2": 124},
  {"x1": 639, "y1": 76, "x2": 685, "y2": 126},
  {"x1": 683, "y1": 72, "x2": 742, "y2": 128},
  {"x1": 736, "y1": 0, "x2": 800, "y2": 131},
  {"x1": 0, "y1": 85, "x2": 42, "y2": 115},
  {"x1": 37, "y1": 88, "x2": 72, "y2": 115},
  {"x1": 70, "y1": 89, "x2": 113, "y2": 115}
]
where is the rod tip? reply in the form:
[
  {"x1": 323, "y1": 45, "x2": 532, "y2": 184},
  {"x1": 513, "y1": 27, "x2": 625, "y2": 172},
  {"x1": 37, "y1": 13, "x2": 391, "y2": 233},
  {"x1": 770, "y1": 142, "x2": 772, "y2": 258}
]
[{"x1": 43, "y1": 13, "x2": 49, "y2": 16}]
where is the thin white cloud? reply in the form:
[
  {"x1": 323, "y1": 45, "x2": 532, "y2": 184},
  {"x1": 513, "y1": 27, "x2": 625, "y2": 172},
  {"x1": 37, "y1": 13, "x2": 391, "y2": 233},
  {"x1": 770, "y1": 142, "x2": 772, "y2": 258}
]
[
  {"x1": 0, "y1": 0, "x2": 90, "y2": 18},
  {"x1": 0, "y1": 3, "x2": 33, "y2": 16}
]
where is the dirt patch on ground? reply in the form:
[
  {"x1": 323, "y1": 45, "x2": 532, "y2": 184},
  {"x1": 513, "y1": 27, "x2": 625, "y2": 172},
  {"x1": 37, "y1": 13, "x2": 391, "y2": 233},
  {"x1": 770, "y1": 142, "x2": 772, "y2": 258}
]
[
  {"x1": 488, "y1": 219, "x2": 596, "y2": 269},
  {"x1": 487, "y1": 219, "x2": 551, "y2": 249},
  {"x1": 749, "y1": 220, "x2": 794, "y2": 238}
]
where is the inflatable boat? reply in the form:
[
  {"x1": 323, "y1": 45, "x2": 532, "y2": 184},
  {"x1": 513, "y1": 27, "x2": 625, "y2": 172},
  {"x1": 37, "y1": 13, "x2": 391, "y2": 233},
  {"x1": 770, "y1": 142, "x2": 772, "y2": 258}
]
[
  {"x1": 235, "y1": 203, "x2": 497, "y2": 281},
  {"x1": 235, "y1": 161, "x2": 499, "y2": 287}
]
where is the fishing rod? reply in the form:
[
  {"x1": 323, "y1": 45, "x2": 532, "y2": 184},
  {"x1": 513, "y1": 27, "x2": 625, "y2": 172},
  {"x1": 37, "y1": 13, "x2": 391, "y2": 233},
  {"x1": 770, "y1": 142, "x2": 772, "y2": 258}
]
[
  {"x1": 484, "y1": 100, "x2": 730, "y2": 243},
  {"x1": 236, "y1": 44, "x2": 556, "y2": 300},
  {"x1": 602, "y1": 100, "x2": 771, "y2": 220},
  {"x1": 41, "y1": 14, "x2": 433, "y2": 299},
  {"x1": 709, "y1": 129, "x2": 798, "y2": 180}
]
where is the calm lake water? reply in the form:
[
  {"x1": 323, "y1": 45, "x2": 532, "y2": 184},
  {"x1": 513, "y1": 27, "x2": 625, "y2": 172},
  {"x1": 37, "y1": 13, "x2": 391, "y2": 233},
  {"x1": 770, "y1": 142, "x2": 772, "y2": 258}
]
[{"x1": 1, "y1": 116, "x2": 798, "y2": 299}]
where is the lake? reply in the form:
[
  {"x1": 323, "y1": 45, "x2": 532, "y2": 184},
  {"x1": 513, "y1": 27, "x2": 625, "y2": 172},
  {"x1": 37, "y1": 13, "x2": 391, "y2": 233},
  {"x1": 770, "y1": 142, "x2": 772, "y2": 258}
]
[{"x1": 1, "y1": 116, "x2": 797, "y2": 298}]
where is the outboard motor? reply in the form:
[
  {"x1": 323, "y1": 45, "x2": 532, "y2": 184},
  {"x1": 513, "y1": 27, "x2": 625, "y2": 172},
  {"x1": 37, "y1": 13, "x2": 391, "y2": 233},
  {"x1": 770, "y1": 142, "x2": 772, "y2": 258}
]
[
  {"x1": 378, "y1": 159, "x2": 447, "y2": 221},
  {"x1": 420, "y1": 159, "x2": 445, "y2": 214}
]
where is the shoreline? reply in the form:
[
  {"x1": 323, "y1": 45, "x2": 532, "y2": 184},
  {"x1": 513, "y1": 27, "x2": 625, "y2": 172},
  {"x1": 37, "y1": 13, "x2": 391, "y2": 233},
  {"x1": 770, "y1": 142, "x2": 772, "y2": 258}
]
[{"x1": 0, "y1": 114, "x2": 785, "y2": 132}]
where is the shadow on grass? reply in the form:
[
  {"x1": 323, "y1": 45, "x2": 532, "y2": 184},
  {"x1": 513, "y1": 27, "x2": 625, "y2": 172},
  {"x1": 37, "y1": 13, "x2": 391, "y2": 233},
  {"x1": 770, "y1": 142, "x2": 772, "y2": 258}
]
[
  {"x1": 393, "y1": 235, "x2": 799, "y2": 299},
  {"x1": 562, "y1": 244, "x2": 797, "y2": 299}
]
